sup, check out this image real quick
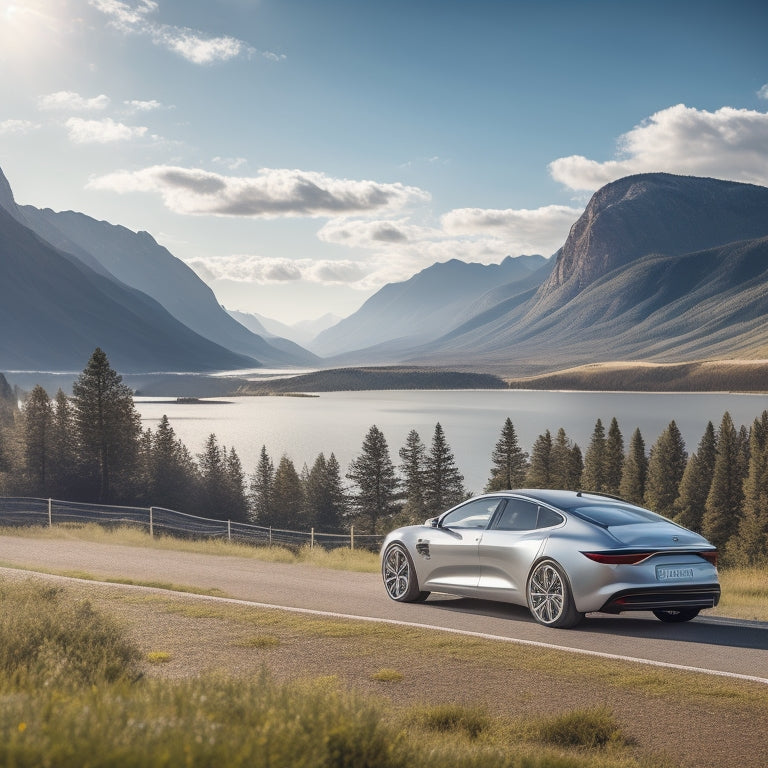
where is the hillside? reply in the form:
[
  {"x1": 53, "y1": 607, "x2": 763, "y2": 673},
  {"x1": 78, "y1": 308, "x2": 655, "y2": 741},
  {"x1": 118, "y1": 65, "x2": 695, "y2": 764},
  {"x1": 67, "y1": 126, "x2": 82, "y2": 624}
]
[
  {"x1": 406, "y1": 174, "x2": 768, "y2": 371},
  {"x1": 0, "y1": 168, "x2": 316, "y2": 368},
  {"x1": 311, "y1": 255, "x2": 547, "y2": 358},
  {"x1": 0, "y1": 205, "x2": 256, "y2": 373}
]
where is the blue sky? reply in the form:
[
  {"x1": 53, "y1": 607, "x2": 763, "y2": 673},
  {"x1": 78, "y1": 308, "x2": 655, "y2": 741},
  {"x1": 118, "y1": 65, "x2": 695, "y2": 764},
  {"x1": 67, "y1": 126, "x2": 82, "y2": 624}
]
[{"x1": 2, "y1": 0, "x2": 767, "y2": 324}]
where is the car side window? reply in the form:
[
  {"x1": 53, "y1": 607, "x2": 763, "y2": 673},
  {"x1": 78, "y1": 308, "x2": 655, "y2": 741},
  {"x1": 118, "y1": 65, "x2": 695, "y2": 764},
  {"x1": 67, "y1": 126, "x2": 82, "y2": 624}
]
[
  {"x1": 441, "y1": 498, "x2": 503, "y2": 529},
  {"x1": 493, "y1": 498, "x2": 539, "y2": 531},
  {"x1": 536, "y1": 506, "x2": 564, "y2": 529}
]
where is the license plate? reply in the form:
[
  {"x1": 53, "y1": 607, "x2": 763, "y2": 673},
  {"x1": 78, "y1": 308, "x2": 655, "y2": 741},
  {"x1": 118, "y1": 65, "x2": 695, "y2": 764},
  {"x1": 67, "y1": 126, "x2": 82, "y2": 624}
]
[{"x1": 656, "y1": 566, "x2": 695, "y2": 582}]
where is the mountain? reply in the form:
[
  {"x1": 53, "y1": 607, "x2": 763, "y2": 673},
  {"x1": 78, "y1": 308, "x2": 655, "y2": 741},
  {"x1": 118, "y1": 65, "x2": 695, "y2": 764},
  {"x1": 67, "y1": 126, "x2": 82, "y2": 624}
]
[
  {"x1": 0, "y1": 205, "x2": 257, "y2": 372},
  {"x1": 310, "y1": 254, "x2": 547, "y2": 358},
  {"x1": 0, "y1": 168, "x2": 316, "y2": 367},
  {"x1": 229, "y1": 309, "x2": 342, "y2": 348},
  {"x1": 408, "y1": 174, "x2": 768, "y2": 370}
]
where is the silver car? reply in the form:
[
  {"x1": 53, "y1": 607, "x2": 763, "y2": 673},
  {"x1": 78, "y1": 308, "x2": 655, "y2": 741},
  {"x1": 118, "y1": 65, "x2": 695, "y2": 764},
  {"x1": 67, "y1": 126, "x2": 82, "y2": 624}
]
[{"x1": 381, "y1": 490, "x2": 720, "y2": 628}]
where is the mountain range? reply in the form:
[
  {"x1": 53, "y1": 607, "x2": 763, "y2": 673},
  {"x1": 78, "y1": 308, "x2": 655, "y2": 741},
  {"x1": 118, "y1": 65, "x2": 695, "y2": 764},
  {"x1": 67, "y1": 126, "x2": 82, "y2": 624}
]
[
  {"x1": 2, "y1": 166, "x2": 768, "y2": 380},
  {"x1": 0, "y1": 168, "x2": 318, "y2": 372},
  {"x1": 320, "y1": 173, "x2": 768, "y2": 373}
]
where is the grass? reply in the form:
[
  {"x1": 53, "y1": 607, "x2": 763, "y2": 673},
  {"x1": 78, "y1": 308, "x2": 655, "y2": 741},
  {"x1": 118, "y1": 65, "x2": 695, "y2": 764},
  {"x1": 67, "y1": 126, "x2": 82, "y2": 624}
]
[
  {"x1": 0, "y1": 523, "x2": 381, "y2": 573},
  {"x1": 0, "y1": 578, "x2": 656, "y2": 768},
  {"x1": 714, "y1": 567, "x2": 768, "y2": 621}
]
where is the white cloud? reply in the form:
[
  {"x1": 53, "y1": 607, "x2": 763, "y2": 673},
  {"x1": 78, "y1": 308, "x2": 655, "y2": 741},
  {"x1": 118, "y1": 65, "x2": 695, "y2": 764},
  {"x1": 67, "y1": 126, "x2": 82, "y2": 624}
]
[
  {"x1": 38, "y1": 90, "x2": 110, "y2": 111},
  {"x1": 318, "y1": 218, "x2": 432, "y2": 247},
  {"x1": 549, "y1": 103, "x2": 768, "y2": 191},
  {"x1": 758, "y1": 84, "x2": 768, "y2": 100},
  {"x1": 123, "y1": 99, "x2": 163, "y2": 112},
  {"x1": 88, "y1": 0, "x2": 273, "y2": 65},
  {"x1": 187, "y1": 255, "x2": 368, "y2": 286},
  {"x1": 442, "y1": 205, "x2": 580, "y2": 250},
  {"x1": 212, "y1": 156, "x2": 248, "y2": 171},
  {"x1": 87, "y1": 165, "x2": 430, "y2": 217},
  {"x1": 65, "y1": 117, "x2": 148, "y2": 143},
  {"x1": 0, "y1": 119, "x2": 41, "y2": 135}
]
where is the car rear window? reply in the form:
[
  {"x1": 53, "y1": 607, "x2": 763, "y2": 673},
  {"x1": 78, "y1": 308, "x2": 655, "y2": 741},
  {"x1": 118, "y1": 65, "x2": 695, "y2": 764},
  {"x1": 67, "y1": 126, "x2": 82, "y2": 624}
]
[{"x1": 570, "y1": 503, "x2": 665, "y2": 527}]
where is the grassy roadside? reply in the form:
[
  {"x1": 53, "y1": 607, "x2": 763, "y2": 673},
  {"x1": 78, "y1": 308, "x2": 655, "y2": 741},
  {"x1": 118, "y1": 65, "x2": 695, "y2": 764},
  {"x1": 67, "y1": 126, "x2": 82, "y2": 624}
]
[
  {"x1": 2, "y1": 575, "x2": 767, "y2": 768},
  {"x1": 0, "y1": 578, "x2": 664, "y2": 768},
  {"x1": 1, "y1": 523, "x2": 766, "y2": 621}
]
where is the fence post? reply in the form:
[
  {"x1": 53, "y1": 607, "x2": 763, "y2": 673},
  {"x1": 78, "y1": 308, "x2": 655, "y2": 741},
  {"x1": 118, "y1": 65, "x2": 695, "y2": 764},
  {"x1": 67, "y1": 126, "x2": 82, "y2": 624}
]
[
  {"x1": 149, "y1": 507, "x2": 154, "y2": 538},
  {"x1": 269, "y1": 527, "x2": 272, "y2": 546},
  {"x1": 48, "y1": 498, "x2": 52, "y2": 528},
  {"x1": 228, "y1": 520, "x2": 231, "y2": 542},
  {"x1": 350, "y1": 525, "x2": 354, "y2": 550},
  {"x1": 310, "y1": 527, "x2": 314, "y2": 549}
]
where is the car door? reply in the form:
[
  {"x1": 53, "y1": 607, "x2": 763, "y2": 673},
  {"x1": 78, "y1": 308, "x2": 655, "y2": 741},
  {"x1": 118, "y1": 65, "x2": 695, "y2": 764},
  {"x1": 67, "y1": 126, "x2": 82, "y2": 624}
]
[
  {"x1": 419, "y1": 497, "x2": 505, "y2": 596},
  {"x1": 476, "y1": 498, "x2": 558, "y2": 605}
]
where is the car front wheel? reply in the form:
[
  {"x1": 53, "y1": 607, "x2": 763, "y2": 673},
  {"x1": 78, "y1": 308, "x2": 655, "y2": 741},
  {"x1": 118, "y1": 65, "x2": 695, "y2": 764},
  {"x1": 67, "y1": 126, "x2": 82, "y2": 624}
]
[
  {"x1": 653, "y1": 608, "x2": 700, "y2": 623},
  {"x1": 382, "y1": 543, "x2": 430, "y2": 603},
  {"x1": 526, "y1": 559, "x2": 583, "y2": 628}
]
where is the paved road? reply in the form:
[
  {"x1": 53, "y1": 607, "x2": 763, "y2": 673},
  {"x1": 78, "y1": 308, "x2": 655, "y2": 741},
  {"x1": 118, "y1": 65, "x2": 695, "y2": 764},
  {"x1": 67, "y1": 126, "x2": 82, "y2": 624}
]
[{"x1": 1, "y1": 535, "x2": 767, "y2": 683}]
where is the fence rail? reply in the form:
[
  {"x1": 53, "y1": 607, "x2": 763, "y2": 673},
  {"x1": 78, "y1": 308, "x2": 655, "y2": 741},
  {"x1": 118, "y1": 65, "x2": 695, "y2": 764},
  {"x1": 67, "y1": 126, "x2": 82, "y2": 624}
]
[{"x1": 0, "y1": 497, "x2": 384, "y2": 552}]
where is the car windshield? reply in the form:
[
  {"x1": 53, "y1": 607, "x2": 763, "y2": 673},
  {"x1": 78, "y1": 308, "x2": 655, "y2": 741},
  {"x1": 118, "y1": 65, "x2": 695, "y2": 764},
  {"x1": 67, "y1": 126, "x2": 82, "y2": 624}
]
[{"x1": 569, "y1": 503, "x2": 666, "y2": 527}]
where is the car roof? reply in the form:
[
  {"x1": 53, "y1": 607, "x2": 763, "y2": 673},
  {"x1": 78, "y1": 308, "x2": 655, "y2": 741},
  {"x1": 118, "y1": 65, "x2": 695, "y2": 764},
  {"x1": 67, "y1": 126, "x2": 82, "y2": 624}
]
[{"x1": 487, "y1": 489, "x2": 630, "y2": 510}]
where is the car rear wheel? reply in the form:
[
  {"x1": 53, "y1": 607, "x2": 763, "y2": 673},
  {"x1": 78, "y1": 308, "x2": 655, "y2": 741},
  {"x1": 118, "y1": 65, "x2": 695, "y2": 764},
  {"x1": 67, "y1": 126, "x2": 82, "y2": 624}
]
[
  {"x1": 653, "y1": 608, "x2": 700, "y2": 623},
  {"x1": 382, "y1": 543, "x2": 430, "y2": 603},
  {"x1": 526, "y1": 559, "x2": 583, "y2": 628}
]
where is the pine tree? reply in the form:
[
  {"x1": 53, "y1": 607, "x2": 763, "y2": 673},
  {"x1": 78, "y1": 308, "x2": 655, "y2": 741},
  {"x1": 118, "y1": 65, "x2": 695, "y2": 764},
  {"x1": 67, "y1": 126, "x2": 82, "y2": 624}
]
[
  {"x1": 424, "y1": 423, "x2": 465, "y2": 515},
  {"x1": 619, "y1": 427, "x2": 647, "y2": 504},
  {"x1": 525, "y1": 429, "x2": 552, "y2": 488},
  {"x1": 225, "y1": 446, "x2": 249, "y2": 522},
  {"x1": 581, "y1": 418, "x2": 607, "y2": 492},
  {"x1": 605, "y1": 417, "x2": 625, "y2": 495},
  {"x1": 71, "y1": 348, "x2": 141, "y2": 503},
  {"x1": 486, "y1": 418, "x2": 528, "y2": 491},
  {"x1": 303, "y1": 452, "x2": 348, "y2": 533},
  {"x1": 147, "y1": 415, "x2": 199, "y2": 513},
  {"x1": 23, "y1": 385, "x2": 53, "y2": 493},
  {"x1": 702, "y1": 412, "x2": 745, "y2": 552},
  {"x1": 644, "y1": 420, "x2": 687, "y2": 517},
  {"x1": 673, "y1": 421, "x2": 716, "y2": 531},
  {"x1": 347, "y1": 425, "x2": 400, "y2": 534},
  {"x1": 249, "y1": 445, "x2": 275, "y2": 524},
  {"x1": 198, "y1": 434, "x2": 229, "y2": 520},
  {"x1": 550, "y1": 428, "x2": 581, "y2": 490},
  {"x1": 398, "y1": 429, "x2": 427, "y2": 523},
  {"x1": 50, "y1": 389, "x2": 80, "y2": 499},
  {"x1": 272, "y1": 455, "x2": 305, "y2": 529},
  {"x1": 728, "y1": 411, "x2": 768, "y2": 565}
]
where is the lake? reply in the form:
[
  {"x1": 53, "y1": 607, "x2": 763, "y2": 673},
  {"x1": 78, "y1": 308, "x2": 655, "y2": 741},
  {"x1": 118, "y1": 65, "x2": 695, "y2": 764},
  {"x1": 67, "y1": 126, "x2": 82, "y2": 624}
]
[{"x1": 134, "y1": 390, "x2": 768, "y2": 494}]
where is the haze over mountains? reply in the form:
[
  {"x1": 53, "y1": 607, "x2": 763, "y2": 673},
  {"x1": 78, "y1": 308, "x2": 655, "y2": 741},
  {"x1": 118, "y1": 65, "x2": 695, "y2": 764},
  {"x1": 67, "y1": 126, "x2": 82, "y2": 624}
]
[
  {"x1": 2, "y1": 166, "x2": 768, "y2": 380},
  {"x1": 0, "y1": 167, "x2": 318, "y2": 372},
  {"x1": 318, "y1": 173, "x2": 768, "y2": 372}
]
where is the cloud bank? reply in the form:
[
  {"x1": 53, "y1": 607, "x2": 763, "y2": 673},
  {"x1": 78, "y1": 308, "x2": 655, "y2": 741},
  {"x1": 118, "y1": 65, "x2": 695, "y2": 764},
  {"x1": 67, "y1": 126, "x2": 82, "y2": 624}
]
[
  {"x1": 87, "y1": 165, "x2": 431, "y2": 217},
  {"x1": 88, "y1": 0, "x2": 282, "y2": 65},
  {"x1": 549, "y1": 104, "x2": 768, "y2": 191}
]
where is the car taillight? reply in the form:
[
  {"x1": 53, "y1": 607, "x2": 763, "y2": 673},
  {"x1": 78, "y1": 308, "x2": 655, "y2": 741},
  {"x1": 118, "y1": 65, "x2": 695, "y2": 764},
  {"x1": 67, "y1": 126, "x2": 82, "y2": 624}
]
[
  {"x1": 698, "y1": 550, "x2": 718, "y2": 567},
  {"x1": 581, "y1": 551, "x2": 654, "y2": 565}
]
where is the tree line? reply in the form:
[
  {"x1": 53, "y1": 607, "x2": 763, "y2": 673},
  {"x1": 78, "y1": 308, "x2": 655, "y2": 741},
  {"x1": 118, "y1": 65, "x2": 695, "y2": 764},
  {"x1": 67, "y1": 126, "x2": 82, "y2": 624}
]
[{"x1": 0, "y1": 349, "x2": 766, "y2": 566}]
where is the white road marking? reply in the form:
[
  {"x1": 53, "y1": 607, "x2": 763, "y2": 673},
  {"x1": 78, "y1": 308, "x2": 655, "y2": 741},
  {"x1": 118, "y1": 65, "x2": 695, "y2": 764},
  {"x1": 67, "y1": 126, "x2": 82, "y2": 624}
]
[{"x1": 14, "y1": 569, "x2": 768, "y2": 687}]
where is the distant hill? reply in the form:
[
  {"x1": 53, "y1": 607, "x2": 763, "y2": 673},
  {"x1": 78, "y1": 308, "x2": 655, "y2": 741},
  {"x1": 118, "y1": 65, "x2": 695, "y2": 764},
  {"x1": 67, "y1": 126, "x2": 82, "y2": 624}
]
[
  {"x1": 311, "y1": 255, "x2": 547, "y2": 358},
  {"x1": 0, "y1": 168, "x2": 316, "y2": 368},
  {"x1": 226, "y1": 308, "x2": 336, "y2": 351},
  {"x1": 0, "y1": 203, "x2": 256, "y2": 373},
  {"x1": 237, "y1": 366, "x2": 508, "y2": 393},
  {"x1": 405, "y1": 174, "x2": 768, "y2": 372}
]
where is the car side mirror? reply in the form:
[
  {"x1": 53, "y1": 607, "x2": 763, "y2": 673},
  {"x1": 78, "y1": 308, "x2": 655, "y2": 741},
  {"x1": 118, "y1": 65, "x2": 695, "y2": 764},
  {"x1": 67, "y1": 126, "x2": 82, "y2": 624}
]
[{"x1": 425, "y1": 517, "x2": 439, "y2": 528}]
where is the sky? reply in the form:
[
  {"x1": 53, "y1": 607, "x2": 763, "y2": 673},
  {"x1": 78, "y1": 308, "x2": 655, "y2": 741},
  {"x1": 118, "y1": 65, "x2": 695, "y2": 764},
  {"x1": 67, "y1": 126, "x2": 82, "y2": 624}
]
[{"x1": 1, "y1": 0, "x2": 768, "y2": 325}]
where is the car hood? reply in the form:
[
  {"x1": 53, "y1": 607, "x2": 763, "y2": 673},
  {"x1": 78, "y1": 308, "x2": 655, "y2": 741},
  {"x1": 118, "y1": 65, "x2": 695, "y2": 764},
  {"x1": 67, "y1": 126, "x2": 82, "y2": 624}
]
[{"x1": 607, "y1": 522, "x2": 709, "y2": 549}]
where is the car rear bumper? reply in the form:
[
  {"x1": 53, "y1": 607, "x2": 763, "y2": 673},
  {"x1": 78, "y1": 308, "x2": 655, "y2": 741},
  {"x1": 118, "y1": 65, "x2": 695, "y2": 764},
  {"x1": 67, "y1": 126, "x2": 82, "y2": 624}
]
[{"x1": 598, "y1": 583, "x2": 721, "y2": 614}]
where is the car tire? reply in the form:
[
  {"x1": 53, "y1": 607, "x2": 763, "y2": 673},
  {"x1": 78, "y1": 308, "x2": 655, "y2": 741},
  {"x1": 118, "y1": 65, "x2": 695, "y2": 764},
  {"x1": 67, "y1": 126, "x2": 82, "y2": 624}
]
[
  {"x1": 526, "y1": 559, "x2": 584, "y2": 628},
  {"x1": 382, "y1": 542, "x2": 430, "y2": 603},
  {"x1": 652, "y1": 608, "x2": 700, "y2": 623}
]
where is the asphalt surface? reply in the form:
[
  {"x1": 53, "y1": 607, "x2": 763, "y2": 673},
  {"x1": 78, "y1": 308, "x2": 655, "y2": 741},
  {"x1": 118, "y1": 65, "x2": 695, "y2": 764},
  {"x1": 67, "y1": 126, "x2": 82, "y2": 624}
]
[{"x1": 1, "y1": 535, "x2": 767, "y2": 683}]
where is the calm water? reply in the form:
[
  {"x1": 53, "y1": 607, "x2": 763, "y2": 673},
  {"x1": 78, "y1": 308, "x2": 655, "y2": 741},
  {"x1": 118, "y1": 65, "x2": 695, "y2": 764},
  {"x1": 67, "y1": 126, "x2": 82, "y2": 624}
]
[{"x1": 135, "y1": 390, "x2": 768, "y2": 494}]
